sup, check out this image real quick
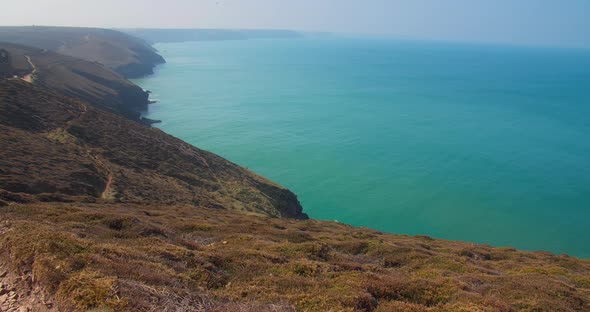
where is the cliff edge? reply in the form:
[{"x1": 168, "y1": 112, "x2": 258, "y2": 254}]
[
  {"x1": 0, "y1": 43, "x2": 153, "y2": 121},
  {"x1": 0, "y1": 79, "x2": 307, "y2": 219},
  {"x1": 0, "y1": 26, "x2": 165, "y2": 78},
  {"x1": 0, "y1": 28, "x2": 589, "y2": 312}
]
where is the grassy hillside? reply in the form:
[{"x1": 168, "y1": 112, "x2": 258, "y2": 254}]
[
  {"x1": 0, "y1": 43, "x2": 152, "y2": 121},
  {"x1": 0, "y1": 26, "x2": 165, "y2": 78},
  {"x1": 0, "y1": 79, "x2": 306, "y2": 219},
  {"x1": 1, "y1": 202, "x2": 589, "y2": 311}
]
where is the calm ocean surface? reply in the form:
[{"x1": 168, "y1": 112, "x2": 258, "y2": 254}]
[{"x1": 133, "y1": 38, "x2": 590, "y2": 258}]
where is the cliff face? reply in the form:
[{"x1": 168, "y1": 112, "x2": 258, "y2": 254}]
[
  {"x1": 0, "y1": 26, "x2": 165, "y2": 78},
  {"x1": 0, "y1": 79, "x2": 307, "y2": 219},
  {"x1": 111, "y1": 43, "x2": 168, "y2": 78}
]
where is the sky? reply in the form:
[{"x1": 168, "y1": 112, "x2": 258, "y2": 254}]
[{"x1": 1, "y1": 0, "x2": 589, "y2": 49}]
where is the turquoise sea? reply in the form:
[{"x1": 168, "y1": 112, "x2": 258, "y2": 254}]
[{"x1": 133, "y1": 38, "x2": 590, "y2": 258}]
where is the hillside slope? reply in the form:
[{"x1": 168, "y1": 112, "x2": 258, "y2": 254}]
[
  {"x1": 1, "y1": 80, "x2": 590, "y2": 311},
  {"x1": 0, "y1": 43, "x2": 151, "y2": 121},
  {"x1": 0, "y1": 48, "x2": 29, "y2": 79},
  {"x1": 1, "y1": 202, "x2": 589, "y2": 311},
  {"x1": 0, "y1": 26, "x2": 165, "y2": 78},
  {"x1": 0, "y1": 79, "x2": 306, "y2": 219}
]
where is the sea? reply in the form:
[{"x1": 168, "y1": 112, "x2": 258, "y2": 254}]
[{"x1": 132, "y1": 37, "x2": 590, "y2": 258}]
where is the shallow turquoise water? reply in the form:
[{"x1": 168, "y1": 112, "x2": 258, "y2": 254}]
[{"x1": 133, "y1": 38, "x2": 590, "y2": 258}]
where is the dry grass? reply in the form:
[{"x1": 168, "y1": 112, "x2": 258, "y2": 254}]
[
  {"x1": 0, "y1": 79, "x2": 307, "y2": 219},
  {"x1": 1, "y1": 202, "x2": 589, "y2": 311}
]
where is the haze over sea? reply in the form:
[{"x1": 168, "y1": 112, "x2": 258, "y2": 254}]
[{"x1": 133, "y1": 37, "x2": 590, "y2": 258}]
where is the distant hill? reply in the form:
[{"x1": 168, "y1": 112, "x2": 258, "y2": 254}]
[
  {"x1": 0, "y1": 43, "x2": 152, "y2": 121},
  {"x1": 0, "y1": 26, "x2": 165, "y2": 77},
  {"x1": 123, "y1": 28, "x2": 303, "y2": 43}
]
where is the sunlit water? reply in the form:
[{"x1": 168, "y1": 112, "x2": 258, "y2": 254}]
[{"x1": 133, "y1": 38, "x2": 590, "y2": 258}]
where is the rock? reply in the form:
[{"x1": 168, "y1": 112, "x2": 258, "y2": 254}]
[{"x1": 18, "y1": 306, "x2": 29, "y2": 312}]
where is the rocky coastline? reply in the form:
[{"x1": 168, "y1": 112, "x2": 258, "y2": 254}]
[{"x1": 1, "y1": 27, "x2": 589, "y2": 311}]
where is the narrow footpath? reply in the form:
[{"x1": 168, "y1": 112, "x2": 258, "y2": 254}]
[{"x1": 21, "y1": 55, "x2": 37, "y2": 83}]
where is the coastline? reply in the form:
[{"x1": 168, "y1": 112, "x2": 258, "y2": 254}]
[
  {"x1": 132, "y1": 38, "x2": 590, "y2": 259},
  {"x1": 2, "y1": 28, "x2": 590, "y2": 311}
]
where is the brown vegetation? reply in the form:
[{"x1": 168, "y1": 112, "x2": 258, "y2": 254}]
[
  {"x1": 0, "y1": 26, "x2": 165, "y2": 78},
  {"x1": 0, "y1": 79, "x2": 306, "y2": 219},
  {"x1": 0, "y1": 43, "x2": 151, "y2": 120},
  {"x1": 1, "y1": 202, "x2": 589, "y2": 311}
]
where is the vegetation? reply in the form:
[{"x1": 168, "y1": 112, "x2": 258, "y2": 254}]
[
  {"x1": 0, "y1": 26, "x2": 165, "y2": 78},
  {"x1": 0, "y1": 43, "x2": 152, "y2": 120},
  {"x1": 0, "y1": 79, "x2": 306, "y2": 219},
  {"x1": 1, "y1": 202, "x2": 589, "y2": 311},
  {"x1": 1, "y1": 27, "x2": 589, "y2": 311}
]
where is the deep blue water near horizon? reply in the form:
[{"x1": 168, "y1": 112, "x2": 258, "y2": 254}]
[{"x1": 133, "y1": 38, "x2": 590, "y2": 258}]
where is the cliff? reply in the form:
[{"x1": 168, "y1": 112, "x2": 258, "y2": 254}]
[
  {"x1": 0, "y1": 79, "x2": 306, "y2": 219},
  {"x1": 0, "y1": 43, "x2": 152, "y2": 121},
  {"x1": 1, "y1": 70, "x2": 590, "y2": 312},
  {"x1": 0, "y1": 29, "x2": 589, "y2": 312},
  {"x1": 0, "y1": 26, "x2": 165, "y2": 78}
]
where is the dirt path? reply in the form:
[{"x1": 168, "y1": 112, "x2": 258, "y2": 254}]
[
  {"x1": 61, "y1": 102, "x2": 114, "y2": 200},
  {"x1": 101, "y1": 174, "x2": 113, "y2": 199},
  {"x1": 66, "y1": 102, "x2": 88, "y2": 128},
  {"x1": 21, "y1": 55, "x2": 37, "y2": 83},
  {"x1": 91, "y1": 154, "x2": 114, "y2": 200},
  {"x1": 74, "y1": 103, "x2": 114, "y2": 199}
]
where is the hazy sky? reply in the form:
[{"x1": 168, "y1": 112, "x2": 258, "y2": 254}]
[{"x1": 2, "y1": 0, "x2": 589, "y2": 48}]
